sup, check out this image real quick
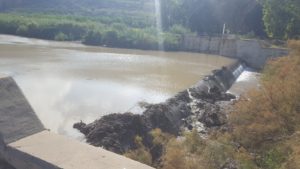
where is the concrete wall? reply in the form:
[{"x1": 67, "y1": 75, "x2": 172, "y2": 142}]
[
  {"x1": 2, "y1": 146, "x2": 59, "y2": 169},
  {"x1": 0, "y1": 76, "x2": 44, "y2": 144},
  {"x1": 0, "y1": 75, "x2": 56, "y2": 169},
  {"x1": 182, "y1": 35, "x2": 289, "y2": 69}
]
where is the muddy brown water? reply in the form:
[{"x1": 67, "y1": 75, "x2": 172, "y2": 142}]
[{"x1": 0, "y1": 35, "x2": 234, "y2": 139}]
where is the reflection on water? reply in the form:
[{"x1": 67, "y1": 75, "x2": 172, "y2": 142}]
[{"x1": 0, "y1": 35, "x2": 234, "y2": 139}]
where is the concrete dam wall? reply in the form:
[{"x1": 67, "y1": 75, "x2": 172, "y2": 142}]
[{"x1": 182, "y1": 35, "x2": 288, "y2": 69}]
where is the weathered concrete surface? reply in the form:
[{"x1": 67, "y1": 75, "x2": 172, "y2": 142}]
[
  {"x1": 7, "y1": 131, "x2": 153, "y2": 169},
  {"x1": 0, "y1": 76, "x2": 44, "y2": 144},
  {"x1": 182, "y1": 35, "x2": 288, "y2": 69}
]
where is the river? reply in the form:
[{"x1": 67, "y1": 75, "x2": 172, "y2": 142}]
[{"x1": 0, "y1": 35, "x2": 234, "y2": 139}]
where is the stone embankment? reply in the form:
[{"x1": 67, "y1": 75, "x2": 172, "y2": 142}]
[{"x1": 74, "y1": 62, "x2": 244, "y2": 154}]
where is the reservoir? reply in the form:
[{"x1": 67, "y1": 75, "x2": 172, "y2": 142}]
[{"x1": 0, "y1": 35, "x2": 234, "y2": 139}]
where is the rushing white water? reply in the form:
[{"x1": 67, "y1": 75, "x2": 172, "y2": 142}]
[
  {"x1": 154, "y1": 0, "x2": 164, "y2": 51},
  {"x1": 232, "y1": 64, "x2": 245, "y2": 79},
  {"x1": 228, "y1": 68, "x2": 260, "y2": 96}
]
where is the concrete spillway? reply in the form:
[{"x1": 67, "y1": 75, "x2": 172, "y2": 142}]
[{"x1": 0, "y1": 75, "x2": 153, "y2": 169}]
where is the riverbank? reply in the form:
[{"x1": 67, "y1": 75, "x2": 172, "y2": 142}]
[
  {"x1": 0, "y1": 11, "x2": 289, "y2": 70},
  {"x1": 0, "y1": 13, "x2": 189, "y2": 51}
]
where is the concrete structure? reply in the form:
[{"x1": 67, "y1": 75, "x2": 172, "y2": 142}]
[
  {"x1": 0, "y1": 75, "x2": 153, "y2": 169},
  {"x1": 0, "y1": 76, "x2": 44, "y2": 144},
  {"x1": 182, "y1": 35, "x2": 288, "y2": 69}
]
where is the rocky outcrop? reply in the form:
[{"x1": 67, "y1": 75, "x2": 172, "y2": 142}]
[
  {"x1": 74, "y1": 113, "x2": 151, "y2": 154},
  {"x1": 74, "y1": 62, "x2": 243, "y2": 154}
]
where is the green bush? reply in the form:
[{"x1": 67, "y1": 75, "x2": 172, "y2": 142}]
[
  {"x1": 16, "y1": 24, "x2": 29, "y2": 36},
  {"x1": 83, "y1": 30, "x2": 102, "y2": 45},
  {"x1": 163, "y1": 33, "x2": 181, "y2": 51},
  {"x1": 54, "y1": 32, "x2": 68, "y2": 41},
  {"x1": 102, "y1": 30, "x2": 119, "y2": 46},
  {"x1": 257, "y1": 148, "x2": 289, "y2": 169},
  {"x1": 124, "y1": 136, "x2": 153, "y2": 166}
]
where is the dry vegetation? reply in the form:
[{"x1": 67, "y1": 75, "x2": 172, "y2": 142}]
[{"x1": 124, "y1": 41, "x2": 300, "y2": 169}]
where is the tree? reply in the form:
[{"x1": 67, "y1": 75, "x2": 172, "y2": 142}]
[
  {"x1": 83, "y1": 30, "x2": 102, "y2": 45},
  {"x1": 160, "y1": 0, "x2": 266, "y2": 36},
  {"x1": 54, "y1": 32, "x2": 68, "y2": 41},
  {"x1": 261, "y1": 0, "x2": 300, "y2": 39}
]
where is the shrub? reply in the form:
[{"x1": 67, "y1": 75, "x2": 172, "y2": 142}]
[
  {"x1": 54, "y1": 32, "x2": 68, "y2": 41},
  {"x1": 257, "y1": 148, "x2": 289, "y2": 169},
  {"x1": 163, "y1": 33, "x2": 181, "y2": 50},
  {"x1": 16, "y1": 24, "x2": 28, "y2": 36},
  {"x1": 169, "y1": 24, "x2": 191, "y2": 35},
  {"x1": 183, "y1": 129, "x2": 205, "y2": 154},
  {"x1": 124, "y1": 136, "x2": 152, "y2": 166},
  {"x1": 102, "y1": 29, "x2": 121, "y2": 47},
  {"x1": 162, "y1": 139, "x2": 187, "y2": 169},
  {"x1": 83, "y1": 30, "x2": 102, "y2": 45},
  {"x1": 229, "y1": 40, "x2": 300, "y2": 151}
]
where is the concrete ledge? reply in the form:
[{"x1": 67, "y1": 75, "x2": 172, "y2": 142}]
[{"x1": 6, "y1": 131, "x2": 153, "y2": 169}]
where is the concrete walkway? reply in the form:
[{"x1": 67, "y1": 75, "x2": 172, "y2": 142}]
[{"x1": 8, "y1": 131, "x2": 153, "y2": 169}]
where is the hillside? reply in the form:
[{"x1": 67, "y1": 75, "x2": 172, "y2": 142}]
[
  {"x1": 0, "y1": 0, "x2": 154, "y2": 16},
  {"x1": 0, "y1": 0, "x2": 298, "y2": 51}
]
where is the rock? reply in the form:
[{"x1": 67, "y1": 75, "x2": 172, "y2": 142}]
[
  {"x1": 73, "y1": 121, "x2": 88, "y2": 135},
  {"x1": 74, "y1": 63, "x2": 242, "y2": 154},
  {"x1": 138, "y1": 101, "x2": 153, "y2": 109},
  {"x1": 198, "y1": 103, "x2": 227, "y2": 127},
  {"x1": 74, "y1": 113, "x2": 151, "y2": 154}
]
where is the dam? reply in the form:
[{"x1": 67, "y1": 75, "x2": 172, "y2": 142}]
[{"x1": 0, "y1": 35, "x2": 288, "y2": 168}]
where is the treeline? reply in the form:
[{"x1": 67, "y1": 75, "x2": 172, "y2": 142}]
[
  {"x1": 160, "y1": 0, "x2": 300, "y2": 39},
  {"x1": 1, "y1": 0, "x2": 299, "y2": 42},
  {"x1": 0, "y1": 0, "x2": 299, "y2": 49},
  {"x1": 0, "y1": 0, "x2": 156, "y2": 29},
  {"x1": 160, "y1": 0, "x2": 265, "y2": 37},
  {"x1": 124, "y1": 41, "x2": 300, "y2": 169},
  {"x1": 0, "y1": 13, "x2": 191, "y2": 50},
  {"x1": 261, "y1": 0, "x2": 300, "y2": 39}
]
